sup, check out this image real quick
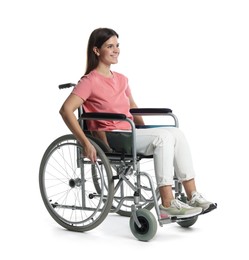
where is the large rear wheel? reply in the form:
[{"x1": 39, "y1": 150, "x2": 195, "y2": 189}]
[{"x1": 39, "y1": 134, "x2": 114, "y2": 232}]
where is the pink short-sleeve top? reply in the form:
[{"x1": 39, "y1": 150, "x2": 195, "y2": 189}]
[{"x1": 72, "y1": 70, "x2": 133, "y2": 131}]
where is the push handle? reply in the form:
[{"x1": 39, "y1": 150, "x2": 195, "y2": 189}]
[{"x1": 58, "y1": 83, "x2": 76, "y2": 89}]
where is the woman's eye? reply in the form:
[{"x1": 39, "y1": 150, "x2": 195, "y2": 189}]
[{"x1": 107, "y1": 44, "x2": 119, "y2": 49}]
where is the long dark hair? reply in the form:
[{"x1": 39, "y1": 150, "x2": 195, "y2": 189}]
[{"x1": 84, "y1": 28, "x2": 119, "y2": 75}]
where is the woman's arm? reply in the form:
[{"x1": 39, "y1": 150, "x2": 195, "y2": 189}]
[
  {"x1": 59, "y1": 93, "x2": 97, "y2": 162},
  {"x1": 129, "y1": 95, "x2": 145, "y2": 126}
]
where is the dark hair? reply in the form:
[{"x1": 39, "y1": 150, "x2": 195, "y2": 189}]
[{"x1": 84, "y1": 28, "x2": 119, "y2": 75}]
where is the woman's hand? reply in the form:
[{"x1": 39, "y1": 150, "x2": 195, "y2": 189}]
[{"x1": 84, "y1": 142, "x2": 97, "y2": 162}]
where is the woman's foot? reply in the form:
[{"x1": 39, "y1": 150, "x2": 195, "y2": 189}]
[
  {"x1": 188, "y1": 191, "x2": 217, "y2": 214},
  {"x1": 159, "y1": 199, "x2": 202, "y2": 219}
]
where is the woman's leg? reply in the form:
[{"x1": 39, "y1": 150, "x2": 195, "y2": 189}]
[
  {"x1": 136, "y1": 127, "x2": 204, "y2": 217},
  {"x1": 182, "y1": 178, "x2": 197, "y2": 200},
  {"x1": 166, "y1": 127, "x2": 196, "y2": 183},
  {"x1": 136, "y1": 128, "x2": 180, "y2": 208},
  {"x1": 159, "y1": 185, "x2": 174, "y2": 207},
  {"x1": 159, "y1": 179, "x2": 197, "y2": 207},
  {"x1": 136, "y1": 127, "x2": 196, "y2": 186},
  {"x1": 136, "y1": 128, "x2": 176, "y2": 187},
  {"x1": 136, "y1": 127, "x2": 197, "y2": 202}
]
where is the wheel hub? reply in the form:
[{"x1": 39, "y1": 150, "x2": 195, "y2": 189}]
[{"x1": 69, "y1": 178, "x2": 82, "y2": 188}]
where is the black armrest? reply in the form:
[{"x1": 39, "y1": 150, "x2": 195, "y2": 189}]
[
  {"x1": 81, "y1": 112, "x2": 127, "y2": 120},
  {"x1": 130, "y1": 108, "x2": 172, "y2": 115},
  {"x1": 58, "y1": 83, "x2": 76, "y2": 89}
]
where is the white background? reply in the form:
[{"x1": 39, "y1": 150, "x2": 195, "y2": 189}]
[{"x1": 1, "y1": 0, "x2": 248, "y2": 259}]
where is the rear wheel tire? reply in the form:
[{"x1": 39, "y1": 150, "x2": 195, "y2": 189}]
[{"x1": 39, "y1": 134, "x2": 114, "y2": 232}]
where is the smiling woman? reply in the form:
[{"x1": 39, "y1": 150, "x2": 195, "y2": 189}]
[
  {"x1": 85, "y1": 28, "x2": 120, "y2": 76},
  {"x1": 59, "y1": 27, "x2": 217, "y2": 222},
  {"x1": 1, "y1": 0, "x2": 247, "y2": 256},
  {"x1": 93, "y1": 37, "x2": 120, "y2": 71}
]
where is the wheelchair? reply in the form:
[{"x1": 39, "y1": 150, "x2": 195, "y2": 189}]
[{"x1": 39, "y1": 83, "x2": 200, "y2": 241}]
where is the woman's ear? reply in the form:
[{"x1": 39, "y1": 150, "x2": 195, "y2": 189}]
[{"x1": 93, "y1": 47, "x2": 100, "y2": 56}]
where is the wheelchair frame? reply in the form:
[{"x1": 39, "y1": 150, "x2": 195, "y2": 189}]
[{"x1": 39, "y1": 83, "x2": 199, "y2": 241}]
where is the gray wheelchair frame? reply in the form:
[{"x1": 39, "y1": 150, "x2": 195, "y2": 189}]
[{"x1": 39, "y1": 83, "x2": 199, "y2": 241}]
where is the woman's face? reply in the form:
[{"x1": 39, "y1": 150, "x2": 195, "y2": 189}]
[{"x1": 95, "y1": 36, "x2": 120, "y2": 66}]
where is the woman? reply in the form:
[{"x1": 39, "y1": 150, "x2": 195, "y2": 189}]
[{"x1": 60, "y1": 28, "x2": 217, "y2": 219}]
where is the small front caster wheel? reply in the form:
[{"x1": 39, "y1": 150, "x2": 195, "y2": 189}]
[{"x1": 129, "y1": 209, "x2": 157, "y2": 241}]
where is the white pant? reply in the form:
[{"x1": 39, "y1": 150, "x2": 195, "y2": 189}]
[{"x1": 135, "y1": 127, "x2": 195, "y2": 187}]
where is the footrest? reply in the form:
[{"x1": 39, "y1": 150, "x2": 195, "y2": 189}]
[
  {"x1": 159, "y1": 216, "x2": 177, "y2": 225},
  {"x1": 160, "y1": 214, "x2": 199, "y2": 225},
  {"x1": 176, "y1": 216, "x2": 198, "y2": 222}
]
